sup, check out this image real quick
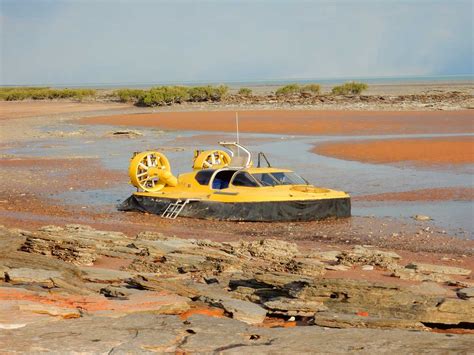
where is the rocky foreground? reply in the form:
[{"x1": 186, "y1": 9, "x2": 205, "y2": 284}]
[{"x1": 1, "y1": 224, "x2": 473, "y2": 353}]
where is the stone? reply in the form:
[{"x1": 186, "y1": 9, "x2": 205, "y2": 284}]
[
  {"x1": 362, "y1": 265, "x2": 374, "y2": 271},
  {"x1": 413, "y1": 215, "x2": 431, "y2": 221},
  {"x1": 286, "y1": 258, "x2": 326, "y2": 276},
  {"x1": 233, "y1": 239, "x2": 299, "y2": 262},
  {"x1": 337, "y1": 245, "x2": 401, "y2": 268},
  {"x1": 18, "y1": 303, "x2": 81, "y2": 319},
  {"x1": 407, "y1": 282, "x2": 451, "y2": 296},
  {"x1": 79, "y1": 267, "x2": 134, "y2": 283},
  {"x1": 1, "y1": 313, "x2": 473, "y2": 353},
  {"x1": 405, "y1": 262, "x2": 471, "y2": 276},
  {"x1": 219, "y1": 298, "x2": 267, "y2": 324},
  {"x1": 421, "y1": 298, "x2": 474, "y2": 324},
  {"x1": 5, "y1": 268, "x2": 61, "y2": 287},
  {"x1": 308, "y1": 250, "x2": 340, "y2": 262},
  {"x1": 313, "y1": 312, "x2": 427, "y2": 330},
  {"x1": 391, "y1": 268, "x2": 451, "y2": 283},
  {"x1": 106, "y1": 130, "x2": 143, "y2": 137},
  {"x1": 126, "y1": 275, "x2": 200, "y2": 298},
  {"x1": 457, "y1": 287, "x2": 474, "y2": 300},
  {"x1": 263, "y1": 297, "x2": 327, "y2": 316},
  {"x1": 325, "y1": 264, "x2": 350, "y2": 271}
]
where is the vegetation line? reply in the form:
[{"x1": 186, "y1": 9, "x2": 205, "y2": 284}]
[{"x1": 0, "y1": 82, "x2": 369, "y2": 106}]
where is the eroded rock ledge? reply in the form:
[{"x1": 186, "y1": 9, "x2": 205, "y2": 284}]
[{"x1": 1, "y1": 224, "x2": 473, "y2": 352}]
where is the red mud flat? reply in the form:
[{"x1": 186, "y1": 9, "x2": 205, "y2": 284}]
[
  {"x1": 355, "y1": 187, "x2": 474, "y2": 202},
  {"x1": 0, "y1": 156, "x2": 126, "y2": 194},
  {"x1": 0, "y1": 101, "x2": 131, "y2": 120},
  {"x1": 313, "y1": 136, "x2": 474, "y2": 166},
  {"x1": 80, "y1": 110, "x2": 474, "y2": 136}
]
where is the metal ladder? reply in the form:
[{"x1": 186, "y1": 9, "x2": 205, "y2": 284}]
[{"x1": 161, "y1": 199, "x2": 191, "y2": 219}]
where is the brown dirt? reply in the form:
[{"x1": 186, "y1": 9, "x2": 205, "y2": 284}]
[
  {"x1": 79, "y1": 110, "x2": 474, "y2": 136},
  {"x1": 0, "y1": 101, "x2": 131, "y2": 120},
  {"x1": 313, "y1": 136, "x2": 474, "y2": 166},
  {"x1": 355, "y1": 187, "x2": 474, "y2": 202}
]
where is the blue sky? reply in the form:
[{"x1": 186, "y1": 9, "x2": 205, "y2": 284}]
[{"x1": 1, "y1": 0, "x2": 472, "y2": 85}]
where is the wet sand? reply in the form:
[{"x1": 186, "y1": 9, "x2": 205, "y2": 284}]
[
  {"x1": 355, "y1": 187, "x2": 474, "y2": 202},
  {"x1": 313, "y1": 136, "x2": 474, "y2": 166},
  {"x1": 0, "y1": 101, "x2": 473, "y2": 254},
  {"x1": 80, "y1": 110, "x2": 474, "y2": 136},
  {"x1": 0, "y1": 101, "x2": 131, "y2": 120}
]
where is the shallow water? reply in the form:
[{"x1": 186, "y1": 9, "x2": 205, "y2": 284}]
[{"x1": 6, "y1": 123, "x2": 473, "y2": 238}]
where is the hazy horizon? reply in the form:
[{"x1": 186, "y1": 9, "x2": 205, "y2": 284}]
[{"x1": 1, "y1": 0, "x2": 473, "y2": 86}]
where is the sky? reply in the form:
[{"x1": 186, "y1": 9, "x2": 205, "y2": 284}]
[{"x1": 1, "y1": 0, "x2": 473, "y2": 86}]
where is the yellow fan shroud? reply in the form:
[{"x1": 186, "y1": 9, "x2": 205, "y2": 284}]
[
  {"x1": 129, "y1": 151, "x2": 177, "y2": 192},
  {"x1": 193, "y1": 150, "x2": 231, "y2": 169}
]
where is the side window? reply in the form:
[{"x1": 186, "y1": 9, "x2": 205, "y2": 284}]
[
  {"x1": 252, "y1": 173, "x2": 277, "y2": 186},
  {"x1": 195, "y1": 169, "x2": 215, "y2": 185},
  {"x1": 232, "y1": 172, "x2": 259, "y2": 187},
  {"x1": 271, "y1": 172, "x2": 291, "y2": 184},
  {"x1": 212, "y1": 170, "x2": 236, "y2": 190}
]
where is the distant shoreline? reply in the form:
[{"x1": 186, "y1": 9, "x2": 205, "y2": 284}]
[{"x1": 2, "y1": 74, "x2": 473, "y2": 90}]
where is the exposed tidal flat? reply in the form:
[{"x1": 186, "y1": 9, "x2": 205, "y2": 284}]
[{"x1": 0, "y1": 80, "x2": 473, "y2": 351}]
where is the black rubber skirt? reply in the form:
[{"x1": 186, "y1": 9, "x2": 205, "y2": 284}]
[{"x1": 118, "y1": 195, "x2": 351, "y2": 222}]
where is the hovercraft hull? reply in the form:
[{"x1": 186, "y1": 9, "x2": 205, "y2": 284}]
[{"x1": 119, "y1": 195, "x2": 351, "y2": 222}]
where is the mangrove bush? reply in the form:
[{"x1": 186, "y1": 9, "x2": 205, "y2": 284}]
[{"x1": 331, "y1": 82, "x2": 368, "y2": 95}]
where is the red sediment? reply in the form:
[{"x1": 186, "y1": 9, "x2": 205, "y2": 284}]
[
  {"x1": 80, "y1": 110, "x2": 474, "y2": 136},
  {"x1": 259, "y1": 318, "x2": 297, "y2": 328},
  {"x1": 355, "y1": 187, "x2": 474, "y2": 202},
  {"x1": 0, "y1": 287, "x2": 185, "y2": 313},
  {"x1": 179, "y1": 307, "x2": 226, "y2": 320},
  {"x1": 313, "y1": 136, "x2": 474, "y2": 166}
]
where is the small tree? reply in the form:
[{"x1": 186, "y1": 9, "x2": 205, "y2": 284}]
[
  {"x1": 115, "y1": 89, "x2": 146, "y2": 103},
  {"x1": 331, "y1": 82, "x2": 368, "y2": 95},
  {"x1": 300, "y1": 84, "x2": 321, "y2": 95},
  {"x1": 238, "y1": 87, "x2": 252, "y2": 96},
  {"x1": 275, "y1": 84, "x2": 300, "y2": 96},
  {"x1": 140, "y1": 86, "x2": 190, "y2": 106}
]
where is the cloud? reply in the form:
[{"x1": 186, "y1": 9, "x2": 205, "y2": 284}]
[{"x1": 1, "y1": 0, "x2": 472, "y2": 85}]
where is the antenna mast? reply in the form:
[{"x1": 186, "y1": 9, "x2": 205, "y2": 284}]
[{"x1": 235, "y1": 112, "x2": 240, "y2": 145}]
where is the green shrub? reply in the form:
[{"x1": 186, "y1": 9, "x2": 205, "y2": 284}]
[
  {"x1": 139, "y1": 86, "x2": 190, "y2": 106},
  {"x1": 331, "y1": 82, "x2": 368, "y2": 95},
  {"x1": 238, "y1": 87, "x2": 252, "y2": 96},
  {"x1": 275, "y1": 84, "x2": 300, "y2": 96},
  {"x1": 115, "y1": 89, "x2": 146, "y2": 103},
  {"x1": 188, "y1": 85, "x2": 228, "y2": 102},
  {"x1": 300, "y1": 84, "x2": 321, "y2": 94},
  {"x1": 0, "y1": 87, "x2": 96, "y2": 101}
]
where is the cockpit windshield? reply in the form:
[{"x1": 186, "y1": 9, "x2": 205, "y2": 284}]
[{"x1": 251, "y1": 172, "x2": 308, "y2": 186}]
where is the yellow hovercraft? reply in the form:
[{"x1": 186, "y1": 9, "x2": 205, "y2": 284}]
[{"x1": 118, "y1": 142, "x2": 350, "y2": 221}]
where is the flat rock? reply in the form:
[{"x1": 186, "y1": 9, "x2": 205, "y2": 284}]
[
  {"x1": 18, "y1": 302, "x2": 81, "y2": 319},
  {"x1": 309, "y1": 250, "x2": 340, "y2": 262},
  {"x1": 219, "y1": 298, "x2": 267, "y2": 324},
  {"x1": 79, "y1": 267, "x2": 134, "y2": 283},
  {"x1": 405, "y1": 262, "x2": 471, "y2": 276},
  {"x1": 457, "y1": 287, "x2": 474, "y2": 300},
  {"x1": 1, "y1": 313, "x2": 473, "y2": 353},
  {"x1": 337, "y1": 245, "x2": 401, "y2": 268},
  {"x1": 407, "y1": 282, "x2": 451, "y2": 296},
  {"x1": 391, "y1": 268, "x2": 451, "y2": 283},
  {"x1": 5, "y1": 268, "x2": 61, "y2": 286},
  {"x1": 325, "y1": 264, "x2": 351, "y2": 271},
  {"x1": 263, "y1": 297, "x2": 327, "y2": 316},
  {"x1": 234, "y1": 239, "x2": 299, "y2": 262}
]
